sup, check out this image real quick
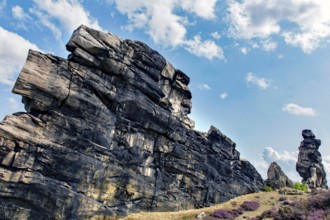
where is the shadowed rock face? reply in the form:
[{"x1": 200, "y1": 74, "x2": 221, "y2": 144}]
[
  {"x1": 266, "y1": 162, "x2": 293, "y2": 189},
  {"x1": 296, "y1": 130, "x2": 328, "y2": 189},
  {"x1": 0, "y1": 25, "x2": 263, "y2": 219}
]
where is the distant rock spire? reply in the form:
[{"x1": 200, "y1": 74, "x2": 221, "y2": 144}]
[
  {"x1": 266, "y1": 161, "x2": 293, "y2": 189},
  {"x1": 296, "y1": 129, "x2": 328, "y2": 189}
]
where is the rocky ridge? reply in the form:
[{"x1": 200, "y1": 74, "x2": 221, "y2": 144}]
[
  {"x1": 0, "y1": 25, "x2": 263, "y2": 219},
  {"x1": 296, "y1": 130, "x2": 328, "y2": 189}
]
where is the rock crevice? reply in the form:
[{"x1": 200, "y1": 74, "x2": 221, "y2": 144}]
[{"x1": 0, "y1": 25, "x2": 263, "y2": 219}]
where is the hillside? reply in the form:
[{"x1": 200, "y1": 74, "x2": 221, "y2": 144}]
[{"x1": 120, "y1": 188, "x2": 329, "y2": 220}]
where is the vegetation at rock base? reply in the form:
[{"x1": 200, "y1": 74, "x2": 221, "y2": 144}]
[
  {"x1": 293, "y1": 182, "x2": 309, "y2": 193},
  {"x1": 122, "y1": 188, "x2": 330, "y2": 220},
  {"x1": 261, "y1": 185, "x2": 273, "y2": 192}
]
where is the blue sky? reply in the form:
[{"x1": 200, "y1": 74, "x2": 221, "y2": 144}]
[{"x1": 1, "y1": 0, "x2": 330, "y2": 183}]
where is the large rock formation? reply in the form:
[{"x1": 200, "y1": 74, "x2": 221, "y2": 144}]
[
  {"x1": 265, "y1": 162, "x2": 293, "y2": 189},
  {"x1": 0, "y1": 25, "x2": 263, "y2": 219},
  {"x1": 296, "y1": 130, "x2": 328, "y2": 189}
]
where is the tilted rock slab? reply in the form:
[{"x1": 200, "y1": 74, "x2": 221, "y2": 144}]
[
  {"x1": 296, "y1": 129, "x2": 328, "y2": 189},
  {"x1": 0, "y1": 25, "x2": 263, "y2": 219},
  {"x1": 266, "y1": 161, "x2": 293, "y2": 189}
]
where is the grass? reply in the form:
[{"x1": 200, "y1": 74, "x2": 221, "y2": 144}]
[
  {"x1": 120, "y1": 188, "x2": 307, "y2": 220},
  {"x1": 293, "y1": 182, "x2": 309, "y2": 193}
]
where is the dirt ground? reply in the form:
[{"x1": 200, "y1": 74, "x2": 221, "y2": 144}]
[{"x1": 119, "y1": 188, "x2": 307, "y2": 220}]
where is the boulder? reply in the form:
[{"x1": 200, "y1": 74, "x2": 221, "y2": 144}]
[
  {"x1": 265, "y1": 162, "x2": 293, "y2": 189},
  {"x1": 296, "y1": 130, "x2": 328, "y2": 189},
  {"x1": 0, "y1": 25, "x2": 263, "y2": 219}
]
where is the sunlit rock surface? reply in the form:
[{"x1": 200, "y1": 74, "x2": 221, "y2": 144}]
[
  {"x1": 0, "y1": 25, "x2": 263, "y2": 219},
  {"x1": 296, "y1": 129, "x2": 328, "y2": 189}
]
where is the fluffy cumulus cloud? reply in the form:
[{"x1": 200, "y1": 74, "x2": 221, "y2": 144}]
[
  {"x1": 180, "y1": 0, "x2": 217, "y2": 19},
  {"x1": 282, "y1": 103, "x2": 317, "y2": 116},
  {"x1": 246, "y1": 72, "x2": 271, "y2": 90},
  {"x1": 184, "y1": 35, "x2": 224, "y2": 60},
  {"x1": 227, "y1": 0, "x2": 330, "y2": 53},
  {"x1": 31, "y1": 0, "x2": 102, "y2": 40},
  {"x1": 0, "y1": 27, "x2": 40, "y2": 85},
  {"x1": 110, "y1": 0, "x2": 224, "y2": 60}
]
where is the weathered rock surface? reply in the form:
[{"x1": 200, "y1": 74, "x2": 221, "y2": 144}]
[
  {"x1": 296, "y1": 130, "x2": 328, "y2": 189},
  {"x1": 265, "y1": 162, "x2": 293, "y2": 189},
  {"x1": 0, "y1": 25, "x2": 263, "y2": 219}
]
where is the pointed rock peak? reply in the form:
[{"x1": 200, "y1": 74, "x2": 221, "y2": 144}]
[{"x1": 266, "y1": 161, "x2": 293, "y2": 189}]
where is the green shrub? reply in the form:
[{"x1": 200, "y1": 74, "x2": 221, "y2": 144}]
[
  {"x1": 261, "y1": 185, "x2": 273, "y2": 192},
  {"x1": 293, "y1": 182, "x2": 308, "y2": 193}
]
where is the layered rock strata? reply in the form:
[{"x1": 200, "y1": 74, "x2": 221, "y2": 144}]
[
  {"x1": 296, "y1": 130, "x2": 328, "y2": 189},
  {"x1": 265, "y1": 162, "x2": 293, "y2": 189},
  {"x1": 0, "y1": 25, "x2": 263, "y2": 219}
]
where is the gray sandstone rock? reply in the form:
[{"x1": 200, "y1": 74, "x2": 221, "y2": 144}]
[
  {"x1": 296, "y1": 129, "x2": 328, "y2": 189},
  {"x1": 265, "y1": 162, "x2": 293, "y2": 189},
  {"x1": 0, "y1": 25, "x2": 263, "y2": 219}
]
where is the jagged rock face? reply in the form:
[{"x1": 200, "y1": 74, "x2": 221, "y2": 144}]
[
  {"x1": 0, "y1": 25, "x2": 263, "y2": 219},
  {"x1": 265, "y1": 162, "x2": 293, "y2": 189},
  {"x1": 296, "y1": 130, "x2": 328, "y2": 189}
]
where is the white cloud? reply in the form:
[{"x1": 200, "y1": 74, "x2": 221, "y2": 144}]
[
  {"x1": 263, "y1": 147, "x2": 298, "y2": 165},
  {"x1": 180, "y1": 0, "x2": 218, "y2": 20},
  {"x1": 240, "y1": 47, "x2": 248, "y2": 54},
  {"x1": 7, "y1": 97, "x2": 20, "y2": 110},
  {"x1": 115, "y1": 0, "x2": 186, "y2": 47},
  {"x1": 184, "y1": 35, "x2": 225, "y2": 60},
  {"x1": 323, "y1": 156, "x2": 330, "y2": 183},
  {"x1": 282, "y1": 103, "x2": 317, "y2": 116},
  {"x1": 29, "y1": 8, "x2": 62, "y2": 40},
  {"x1": 277, "y1": 54, "x2": 284, "y2": 59},
  {"x1": 261, "y1": 39, "x2": 277, "y2": 51},
  {"x1": 0, "y1": 27, "x2": 41, "y2": 85},
  {"x1": 227, "y1": 0, "x2": 330, "y2": 53},
  {"x1": 220, "y1": 92, "x2": 228, "y2": 99},
  {"x1": 110, "y1": 0, "x2": 223, "y2": 59},
  {"x1": 12, "y1": 5, "x2": 31, "y2": 20},
  {"x1": 211, "y1": 31, "x2": 221, "y2": 40},
  {"x1": 197, "y1": 84, "x2": 211, "y2": 90},
  {"x1": 31, "y1": 0, "x2": 103, "y2": 39},
  {"x1": 246, "y1": 72, "x2": 271, "y2": 90},
  {"x1": 227, "y1": 0, "x2": 280, "y2": 40}
]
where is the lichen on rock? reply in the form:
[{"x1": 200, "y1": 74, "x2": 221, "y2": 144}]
[{"x1": 0, "y1": 25, "x2": 263, "y2": 219}]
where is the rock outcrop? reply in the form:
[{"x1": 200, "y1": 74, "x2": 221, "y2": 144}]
[
  {"x1": 296, "y1": 130, "x2": 328, "y2": 189},
  {"x1": 265, "y1": 162, "x2": 293, "y2": 189},
  {"x1": 0, "y1": 25, "x2": 263, "y2": 219}
]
